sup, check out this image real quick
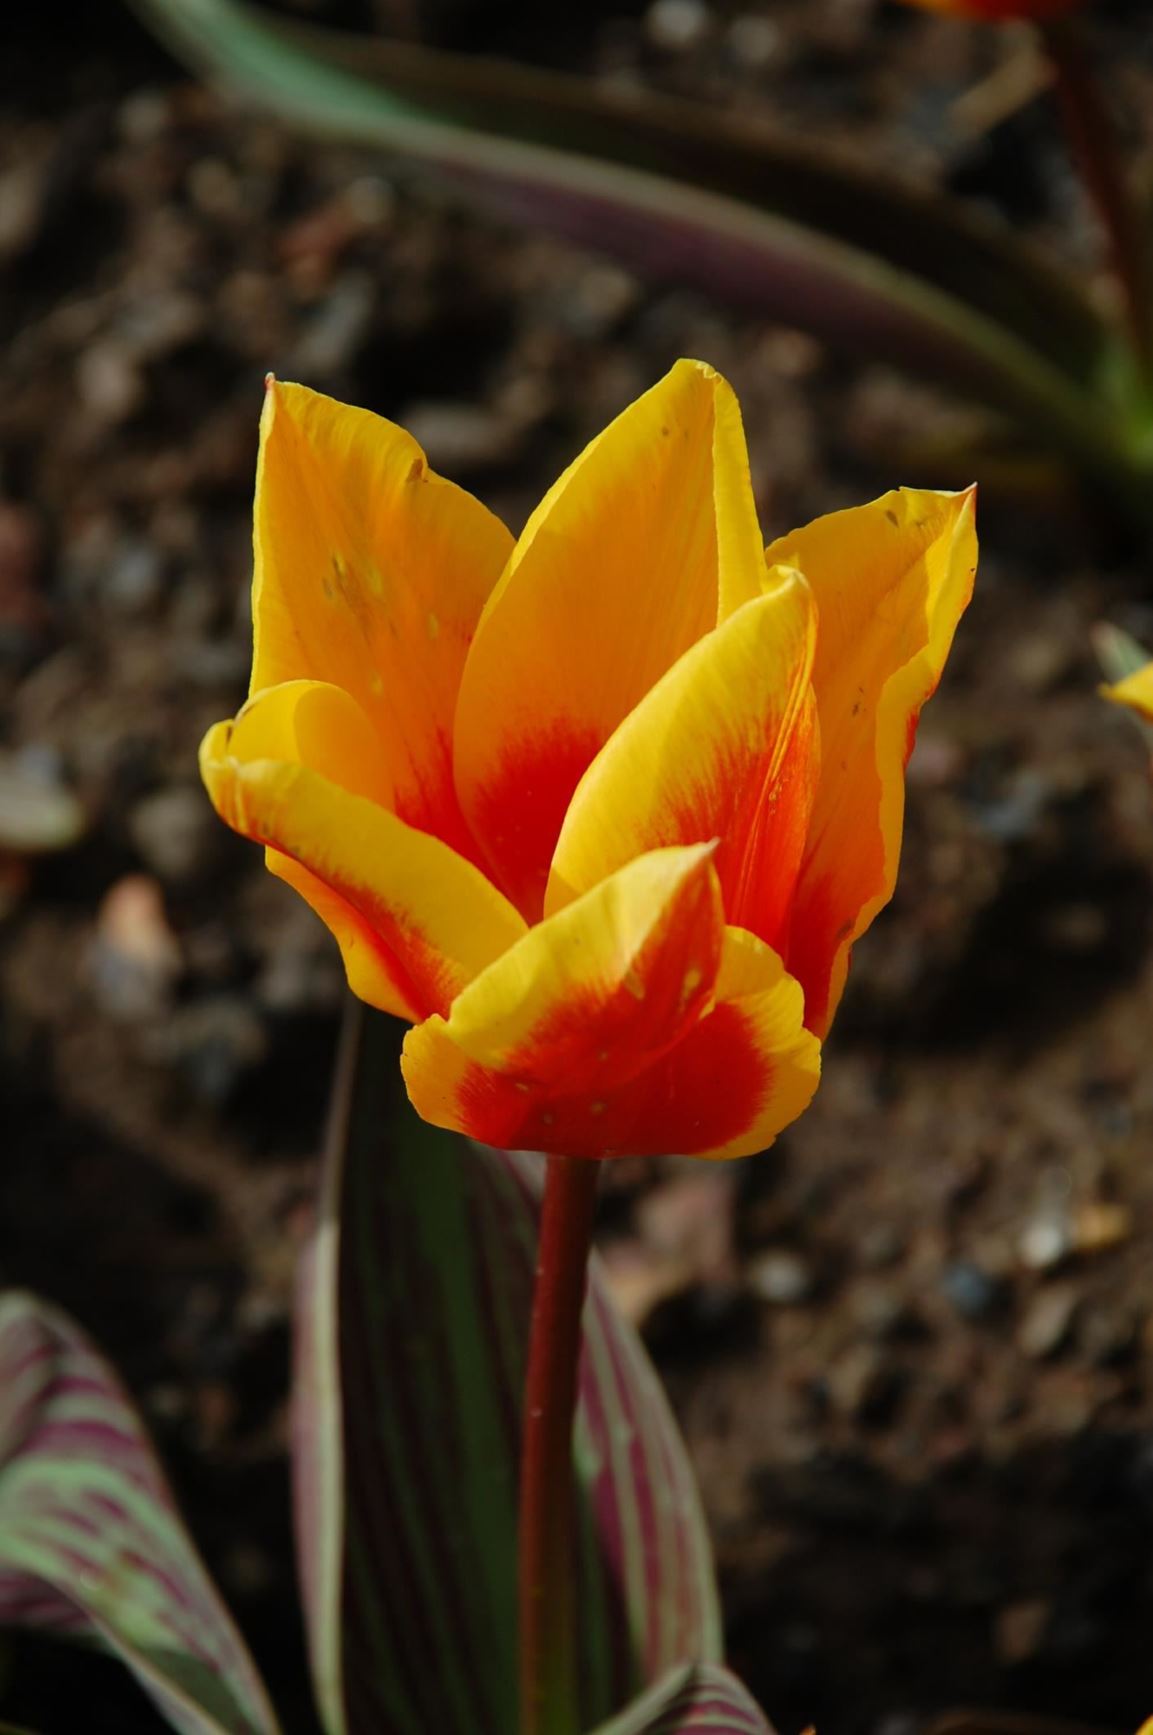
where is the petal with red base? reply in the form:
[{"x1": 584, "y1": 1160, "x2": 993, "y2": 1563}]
[
  {"x1": 453, "y1": 360, "x2": 765, "y2": 918},
  {"x1": 766, "y1": 486, "x2": 977, "y2": 1038},
  {"x1": 404, "y1": 924, "x2": 820, "y2": 1160},
  {"x1": 252, "y1": 379, "x2": 512, "y2": 856},
  {"x1": 599, "y1": 925, "x2": 822, "y2": 1162},
  {"x1": 200, "y1": 681, "x2": 525, "y2": 1020},
  {"x1": 400, "y1": 844, "x2": 728, "y2": 1151},
  {"x1": 547, "y1": 566, "x2": 818, "y2": 958},
  {"x1": 402, "y1": 871, "x2": 820, "y2": 1161}
]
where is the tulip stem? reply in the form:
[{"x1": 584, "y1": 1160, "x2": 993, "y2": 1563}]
[
  {"x1": 518, "y1": 1153, "x2": 600, "y2": 1735},
  {"x1": 1041, "y1": 16, "x2": 1153, "y2": 394}
]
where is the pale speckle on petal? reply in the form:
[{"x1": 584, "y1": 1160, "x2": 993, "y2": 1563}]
[{"x1": 681, "y1": 964, "x2": 704, "y2": 1009}]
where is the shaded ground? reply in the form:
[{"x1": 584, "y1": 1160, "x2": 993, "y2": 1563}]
[{"x1": 3, "y1": 1, "x2": 1153, "y2": 1730}]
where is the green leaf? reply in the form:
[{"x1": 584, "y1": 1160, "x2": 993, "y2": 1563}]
[
  {"x1": 590, "y1": 1663, "x2": 774, "y2": 1734},
  {"x1": 1092, "y1": 620, "x2": 1152, "y2": 685},
  {"x1": 0, "y1": 1292, "x2": 281, "y2": 1735},
  {"x1": 293, "y1": 1005, "x2": 721, "y2": 1735},
  {"x1": 121, "y1": 0, "x2": 1152, "y2": 517}
]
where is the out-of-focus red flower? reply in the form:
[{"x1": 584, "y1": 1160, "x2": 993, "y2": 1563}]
[{"x1": 900, "y1": 0, "x2": 1081, "y2": 21}]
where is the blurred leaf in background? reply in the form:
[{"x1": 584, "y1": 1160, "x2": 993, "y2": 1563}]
[{"x1": 123, "y1": 0, "x2": 1153, "y2": 529}]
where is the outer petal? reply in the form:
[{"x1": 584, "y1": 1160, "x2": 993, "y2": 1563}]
[
  {"x1": 403, "y1": 915, "x2": 820, "y2": 1160},
  {"x1": 612, "y1": 926, "x2": 823, "y2": 1161},
  {"x1": 200, "y1": 682, "x2": 526, "y2": 1021},
  {"x1": 767, "y1": 486, "x2": 977, "y2": 1038},
  {"x1": 547, "y1": 567, "x2": 819, "y2": 962},
  {"x1": 400, "y1": 844, "x2": 727, "y2": 1154},
  {"x1": 1103, "y1": 662, "x2": 1153, "y2": 724},
  {"x1": 453, "y1": 359, "x2": 765, "y2": 918},
  {"x1": 251, "y1": 379, "x2": 513, "y2": 855}
]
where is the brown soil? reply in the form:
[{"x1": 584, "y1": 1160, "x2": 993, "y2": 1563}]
[{"x1": 3, "y1": 2, "x2": 1153, "y2": 1732}]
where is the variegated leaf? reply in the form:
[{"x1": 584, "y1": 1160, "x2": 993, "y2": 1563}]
[
  {"x1": 294, "y1": 1006, "x2": 721, "y2": 1735},
  {"x1": 0, "y1": 1292, "x2": 281, "y2": 1735},
  {"x1": 592, "y1": 1663, "x2": 774, "y2": 1734},
  {"x1": 120, "y1": 0, "x2": 1153, "y2": 533}
]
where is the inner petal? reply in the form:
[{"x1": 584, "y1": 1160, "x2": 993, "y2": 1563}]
[
  {"x1": 546, "y1": 567, "x2": 819, "y2": 960},
  {"x1": 453, "y1": 359, "x2": 766, "y2": 919}
]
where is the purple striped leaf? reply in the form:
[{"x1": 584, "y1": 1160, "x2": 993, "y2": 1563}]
[
  {"x1": 0, "y1": 1292, "x2": 281, "y2": 1735},
  {"x1": 294, "y1": 1007, "x2": 721, "y2": 1735},
  {"x1": 123, "y1": 0, "x2": 1153, "y2": 532},
  {"x1": 592, "y1": 1664, "x2": 774, "y2": 1735}
]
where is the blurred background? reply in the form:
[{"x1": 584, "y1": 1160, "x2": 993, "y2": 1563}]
[{"x1": 4, "y1": 1, "x2": 1153, "y2": 1729}]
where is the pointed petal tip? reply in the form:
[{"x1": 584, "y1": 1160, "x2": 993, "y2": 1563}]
[
  {"x1": 673, "y1": 355, "x2": 720, "y2": 382},
  {"x1": 1102, "y1": 662, "x2": 1153, "y2": 722}
]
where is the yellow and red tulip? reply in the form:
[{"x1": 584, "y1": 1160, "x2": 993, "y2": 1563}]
[{"x1": 200, "y1": 363, "x2": 976, "y2": 1160}]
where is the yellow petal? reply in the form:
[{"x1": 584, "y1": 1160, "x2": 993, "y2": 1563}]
[
  {"x1": 1103, "y1": 662, "x2": 1153, "y2": 723},
  {"x1": 221, "y1": 676, "x2": 391, "y2": 805},
  {"x1": 766, "y1": 486, "x2": 977, "y2": 1037},
  {"x1": 547, "y1": 567, "x2": 818, "y2": 964},
  {"x1": 252, "y1": 379, "x2": 513, "y2": 855},
  {"x1": 200, "y1": 682, "x2": 526, "y2": 1021},
  {"x1": 453, "y1": 359, "x2": 765, "y2": 917},
  {"x1": 400, "y1": 844, "x2": 727, "y2": 1153}
]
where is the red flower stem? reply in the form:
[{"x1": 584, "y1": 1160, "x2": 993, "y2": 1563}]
[
  {"x1": 1041, "y1": 16, "x2": 1153, "y2": 389},
  {"x1": 518, "y1": 1153, "x2": 600, "y2": 1735}
]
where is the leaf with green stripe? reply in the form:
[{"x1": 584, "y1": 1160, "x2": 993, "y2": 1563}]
[
  {"x1": 294, "y1": 1005, "x2": 721, "y2": 1735},
  {"x1": 591, "y1": 1663, "x2": 774, "y2": 1734},
  {"x1": 122, "y1": 0, "x2": 1153, "y2": 527},
  {"x1": 0, "y1": 1292, "x2": 281, "y2": 1735}
]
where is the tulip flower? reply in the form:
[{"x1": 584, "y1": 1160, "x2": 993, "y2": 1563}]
[{"x1": 201, "y1": 362, "x2": 976, "y2": 1163}]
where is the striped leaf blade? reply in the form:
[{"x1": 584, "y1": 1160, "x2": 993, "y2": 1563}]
[
  {"x1": 120, "y1": 0, "x2": 1149, "y2": 513},
  {"x1": 592, "y1": 1663, "x2": 774, "y2": 1734},
  {"x1": 0, "y1": 1292, "x2": 281, "y2": 1735},
  {"x1": 294, "y1": 1006, "x2": 720, "y2": 1735}
]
